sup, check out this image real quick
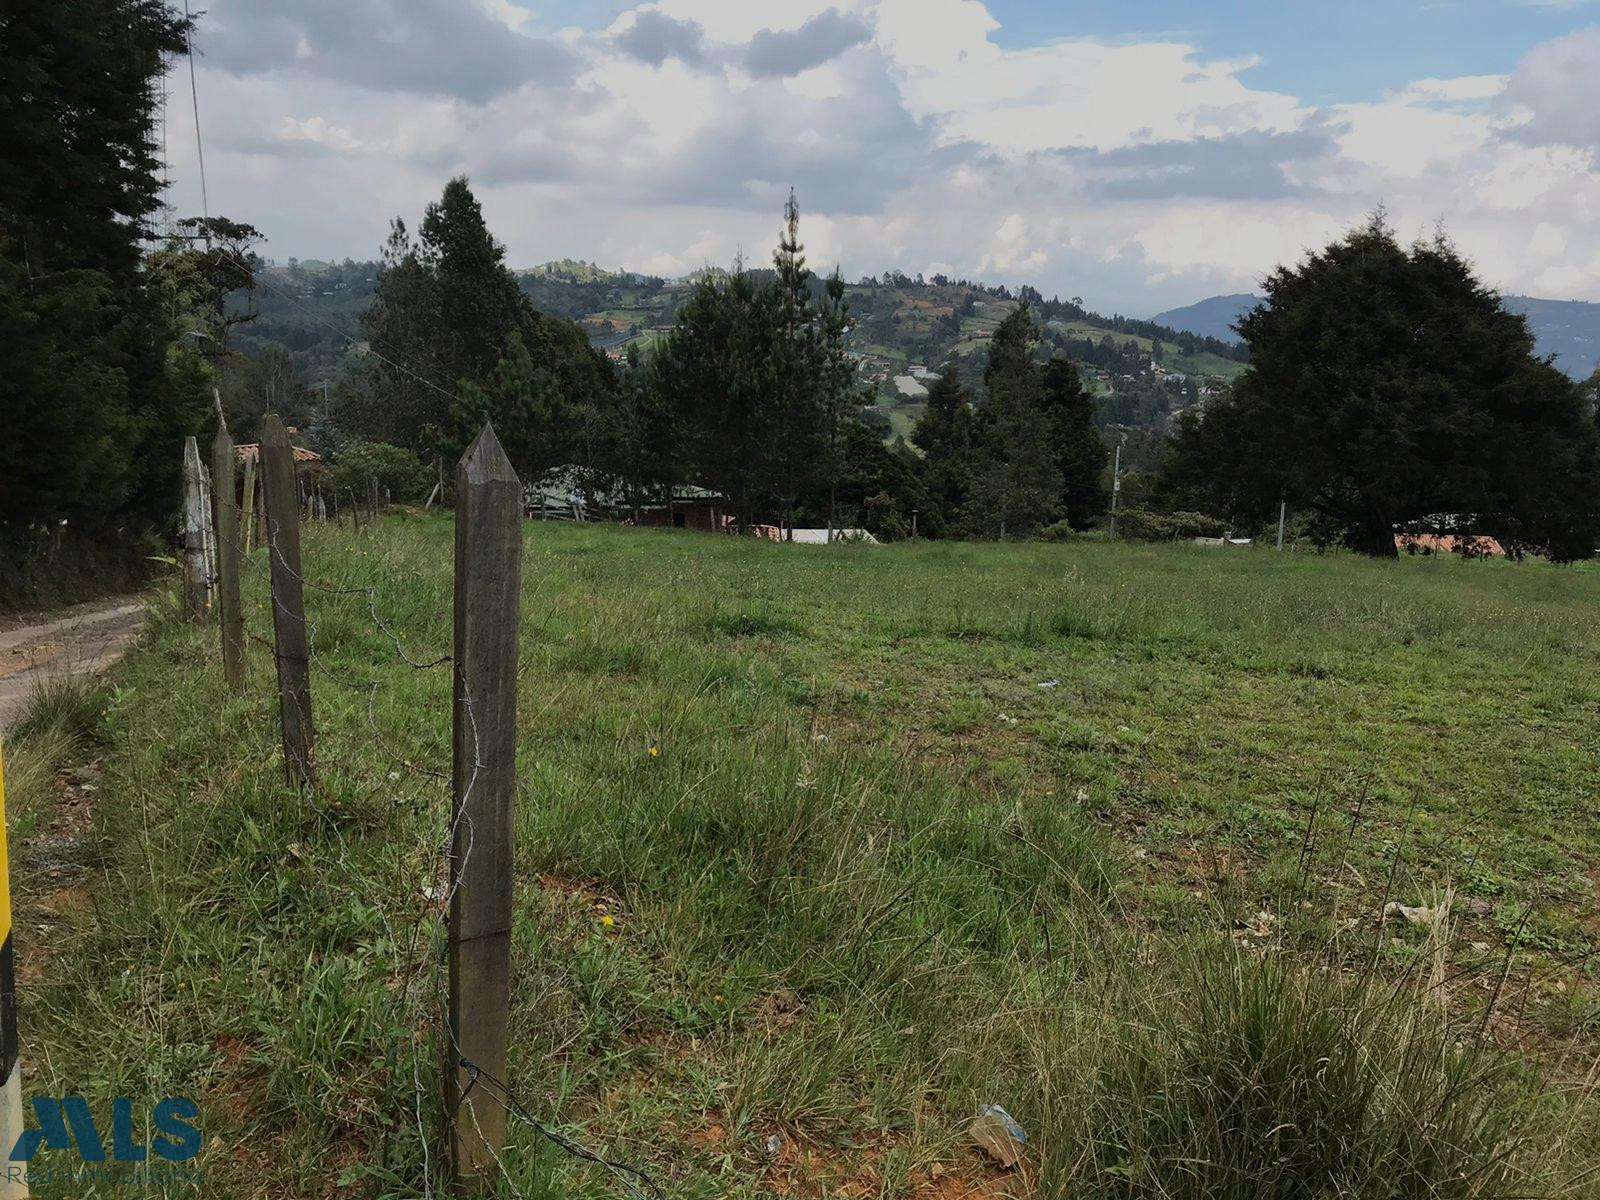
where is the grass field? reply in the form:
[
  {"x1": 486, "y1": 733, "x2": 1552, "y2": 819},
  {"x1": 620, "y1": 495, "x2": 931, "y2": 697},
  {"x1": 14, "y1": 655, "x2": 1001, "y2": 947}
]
[{"x1": 10, "y1": 519, "x2": 1600, "y2": 1198}]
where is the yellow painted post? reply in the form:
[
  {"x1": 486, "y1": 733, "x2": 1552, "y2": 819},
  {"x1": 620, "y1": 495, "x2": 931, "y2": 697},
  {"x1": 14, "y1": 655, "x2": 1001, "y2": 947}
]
[{"x1": 0, "y1": 742, "x2": 27, "y2": 1198}]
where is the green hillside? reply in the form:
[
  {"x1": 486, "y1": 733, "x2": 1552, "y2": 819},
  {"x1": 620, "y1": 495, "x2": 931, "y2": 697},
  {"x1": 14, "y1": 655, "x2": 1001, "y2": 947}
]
[{"x1": 236, "y1": 259, "x2": 1250, "y2": 442}]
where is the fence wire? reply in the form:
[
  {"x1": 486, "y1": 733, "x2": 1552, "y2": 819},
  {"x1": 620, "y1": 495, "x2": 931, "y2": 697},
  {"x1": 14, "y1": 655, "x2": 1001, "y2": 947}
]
[{"x1": 213, "y1": 509, "x2": 665, "y2": 1199}]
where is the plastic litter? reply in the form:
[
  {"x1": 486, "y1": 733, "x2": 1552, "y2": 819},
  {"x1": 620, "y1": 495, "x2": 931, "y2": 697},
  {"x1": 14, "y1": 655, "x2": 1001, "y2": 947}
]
[{"x1": 969, "y1": 1104, "x2": 1026, "y2": 1167}]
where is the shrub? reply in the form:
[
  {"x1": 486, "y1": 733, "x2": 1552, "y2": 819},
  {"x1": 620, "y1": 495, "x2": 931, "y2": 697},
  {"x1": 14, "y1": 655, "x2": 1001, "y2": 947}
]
[
  {"x1": 328, "y1": 441, "x2": 431, "y2": 505},
  {"x1": 1037, "y1": 520, "x2": 1092, "y2": 543},
  {"x1": 1116, "y1": 507, "x2": 1226, "y2": 542}
]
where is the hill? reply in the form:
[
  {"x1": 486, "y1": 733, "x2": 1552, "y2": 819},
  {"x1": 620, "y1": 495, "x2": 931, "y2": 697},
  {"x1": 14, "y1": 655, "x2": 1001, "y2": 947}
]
[
  {"x1": 237, "y1": 258, "x2": 1250, "y2": 443},
  {"x1": 1150, "y1": 293, "x2": 1261, "y2": 344},
  {"x1": 1504, "y1": 296, "x2": 1600, "y2": 380},
  {"x1": 1156, "y1": 292, "x2": 1600, "y2": 380}
]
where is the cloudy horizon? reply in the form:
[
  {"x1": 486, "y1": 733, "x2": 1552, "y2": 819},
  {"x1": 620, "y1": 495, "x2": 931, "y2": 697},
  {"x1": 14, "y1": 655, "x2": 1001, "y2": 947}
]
[{"x1": 161, "y1": 0, "x2": 1600, "y2": 318}]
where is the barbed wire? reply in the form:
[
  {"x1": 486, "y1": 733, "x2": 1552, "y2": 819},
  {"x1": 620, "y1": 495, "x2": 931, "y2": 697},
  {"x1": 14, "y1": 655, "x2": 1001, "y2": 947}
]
[{"x1": 212, "y1": 505, "x2": 665, "y2": 1198}]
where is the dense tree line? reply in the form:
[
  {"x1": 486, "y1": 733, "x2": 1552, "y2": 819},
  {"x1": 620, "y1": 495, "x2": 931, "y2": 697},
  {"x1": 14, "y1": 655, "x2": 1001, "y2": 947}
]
[
  {"x1": 1, "y1": 0, "x2": 214, "y2": 566},
  {"x1": 330, "y1": 183, "x2": 928, "y2": 537},
  {"x1": 912, "y1": 307, "x2": 1109, "y2": 537}
]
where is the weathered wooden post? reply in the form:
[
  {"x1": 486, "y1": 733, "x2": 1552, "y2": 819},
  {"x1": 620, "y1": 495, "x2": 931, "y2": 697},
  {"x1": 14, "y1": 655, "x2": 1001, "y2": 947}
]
[
  {"x1": 259, "y1": 415, "x2": 315, "y2": 788},
  {"x1": 181, "y1": 436, "x2": 213, "y2": 619},
  {"x1": 241, "y1": 454, "x2": 258, "y2": 553},
  {"x1": 445, "y1": 424, "x2": 522, "y2": 1189},
  {"x1": 211, "y1": 421, "x2": 247, "y2": 691}
]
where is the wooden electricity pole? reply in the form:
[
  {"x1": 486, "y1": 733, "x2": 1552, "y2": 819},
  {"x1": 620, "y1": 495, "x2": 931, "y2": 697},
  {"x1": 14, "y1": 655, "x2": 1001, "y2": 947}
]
[
  {"x1": 211, "y1": 420, "x2": 247, "y2": 690},
  {"x1": 445, "y1": 424, "x2": 523, "y2": 1189},
  {"x1": 259, "y1": 415, "x2": 315, "y2": 788}
]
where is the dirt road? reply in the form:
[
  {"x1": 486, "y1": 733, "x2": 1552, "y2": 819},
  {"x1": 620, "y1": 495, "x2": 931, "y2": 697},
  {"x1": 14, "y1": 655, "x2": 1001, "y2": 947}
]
[{"x1": 0, "y1": 597, "x2": 147, "y2": 730}]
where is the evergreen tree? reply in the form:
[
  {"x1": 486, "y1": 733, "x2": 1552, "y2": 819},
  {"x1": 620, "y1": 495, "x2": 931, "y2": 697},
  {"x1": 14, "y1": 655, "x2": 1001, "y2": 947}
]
[
  {"x1": 451, "y1": 331, "x2": 575, "y2": 481},
  {"x1": 817, "y1": 270, "x2": 854, "y2": 538},
  {"x1": 912, "y1": 368, "x2": 976, "y2": 529},
  {"x1": 654, "y1": 265, "x2": 779, "y2": 526},
  {"x1": 966, "y1": 305, "x2": 1063, "y2": 537},
  {"x1": 1, "y1": 0, "x2": 210, "y2": 549},
  {"x1": 352, "y1": 177, "x2": 612, "y2": 459},
  {"x1": 419, "y1": 178, "x2": 527, "y2": 388},
  {"x1": 1040, "y1": 359, "x2": 1108, "y2": 528},
  {"x1": 604, "y1": 345, "x2": 679, "y2": 519},
  {"x1": 770, "y1": 191, "x2": 823, "y2": 537},
  {"x1": 1160, "y1": 216, "x2": 1600, "y2": 559}
]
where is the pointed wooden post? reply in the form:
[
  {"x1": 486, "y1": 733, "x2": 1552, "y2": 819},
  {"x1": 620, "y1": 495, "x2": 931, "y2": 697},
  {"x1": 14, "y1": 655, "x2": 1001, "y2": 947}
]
[
  {"x1": 241, "y1": 454, "x2": 258, "y2": 553},
  {"x1": 181, "y1": 436, "x2": 213, "y2": 620},
  {"x1": 211, "y1": 421, "x2": 247, "y2": 691},
  {"x1": 445, "y1": 424, "x2": 522, "y2": 1190},
  {"x1": 259, "y1": 415, "x2": 315, "y2": 788}
]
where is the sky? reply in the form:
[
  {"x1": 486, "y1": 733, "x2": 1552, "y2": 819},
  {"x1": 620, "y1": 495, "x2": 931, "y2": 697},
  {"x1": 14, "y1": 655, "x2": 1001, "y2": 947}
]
[{"x1": 162, "y1": 0, "x2": 1600, "y2": 316}]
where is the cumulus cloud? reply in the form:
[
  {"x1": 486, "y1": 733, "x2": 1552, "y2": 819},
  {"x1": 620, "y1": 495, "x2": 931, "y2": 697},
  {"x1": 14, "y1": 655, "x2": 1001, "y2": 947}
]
[
  {"x1": 611, "y1": 8, "x2": 711, "y2": 69},
  {"x1": 196, "y1": 0, "x2": 576, "y2": 103},
  {"x1": 1499, "y1": 27, "x2": 1600, "y2": 152},
  {"x1": 745, "y1": 8, "x2": 873, "y2": 77},
  {"x1": 161, "y1": 1, "x2": 1600, "y2": 313}
]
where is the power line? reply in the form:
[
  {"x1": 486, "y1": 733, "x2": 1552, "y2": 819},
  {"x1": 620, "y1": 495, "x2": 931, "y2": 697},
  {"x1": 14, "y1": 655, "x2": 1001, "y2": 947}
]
[
  {"x1": 218, "y1": 245, "x2": 462, "y2": 406},
  {"x1": 181, "y1": 0, "x2": 210, "y2": 244}
]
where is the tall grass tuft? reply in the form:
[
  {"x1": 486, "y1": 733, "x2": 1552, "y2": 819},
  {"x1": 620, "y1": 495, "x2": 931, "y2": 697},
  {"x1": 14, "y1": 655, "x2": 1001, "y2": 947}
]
[
  {"x1": 1044, "y1": 949, "x2": 1547, "y2": 1199},
  {"x1": 12, "y1": 672, "x2": 108, "y2": 747}
]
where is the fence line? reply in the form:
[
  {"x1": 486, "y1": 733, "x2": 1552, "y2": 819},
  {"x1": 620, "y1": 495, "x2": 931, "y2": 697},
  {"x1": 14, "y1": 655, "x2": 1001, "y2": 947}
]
[
  {"x1": 192, "y1": 418, "x2": 665, "y2": 1197},
  {"x1": 211, "y1": 421, "x2": 247, "y2": 690},
  {"x1": 260, "y1": 415, "x2": 316, "y2": 788}
]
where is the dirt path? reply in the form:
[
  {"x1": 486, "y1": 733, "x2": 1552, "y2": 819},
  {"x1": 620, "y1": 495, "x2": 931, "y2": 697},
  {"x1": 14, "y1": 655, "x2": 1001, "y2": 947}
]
[{"x1": 0, "y1": 596, "x2": 146, "y2": 730}]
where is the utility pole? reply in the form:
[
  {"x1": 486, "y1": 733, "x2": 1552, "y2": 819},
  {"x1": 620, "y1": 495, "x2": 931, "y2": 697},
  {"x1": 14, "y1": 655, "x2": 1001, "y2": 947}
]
[{"x1": 1108, "y1": 437, "x2": 1124, "y2": 539}]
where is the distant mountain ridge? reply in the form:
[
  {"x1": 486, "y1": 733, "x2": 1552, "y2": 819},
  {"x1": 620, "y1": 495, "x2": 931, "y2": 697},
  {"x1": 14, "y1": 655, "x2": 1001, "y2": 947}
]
[
  {"x1": 1149, "y1": 295, "x2": 1261, "y2": 346},
  {"x1": 1153, "y1": 293, "x2": 1600, "y2": 380}
]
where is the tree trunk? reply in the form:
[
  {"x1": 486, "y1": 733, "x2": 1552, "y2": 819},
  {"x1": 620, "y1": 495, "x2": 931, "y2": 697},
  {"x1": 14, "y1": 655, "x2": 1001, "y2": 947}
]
[{"x1": 1351, "y1": 513, "x2": 1399, "y2": 558}]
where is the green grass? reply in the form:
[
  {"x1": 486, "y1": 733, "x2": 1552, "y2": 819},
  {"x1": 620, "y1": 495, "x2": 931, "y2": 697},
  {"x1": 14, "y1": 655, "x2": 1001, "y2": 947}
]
[
  {"x1": 15, "y1": 519, "x2": 1600, "y2": 1198},
  {"x1": 884, "y1": 403, "x2": 925, "y2": 443}
]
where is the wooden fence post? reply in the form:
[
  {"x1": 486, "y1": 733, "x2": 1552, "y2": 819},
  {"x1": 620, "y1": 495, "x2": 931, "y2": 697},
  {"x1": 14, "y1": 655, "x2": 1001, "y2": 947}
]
[
  {"x1": 259, "y1": 415, "x2": 315, "y2": 788},
  {"x1": 241, "y1": 454, "x2": 258, "y2": 553},
  {"x1": 182, "y1": 436, "x2": 213, "y2": 620},
  {"x1": 445, "y1": 424, "x2": 522, "y2": 1189},
  {"x1": 211, "y1": 422, "x2": 247, "y2": 691}
]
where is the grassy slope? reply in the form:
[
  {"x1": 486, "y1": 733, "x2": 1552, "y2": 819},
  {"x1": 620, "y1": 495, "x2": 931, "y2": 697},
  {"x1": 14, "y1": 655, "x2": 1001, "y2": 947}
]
[{"x1": 17, "y1": 520, "x2": 1600, "y2": 1197}]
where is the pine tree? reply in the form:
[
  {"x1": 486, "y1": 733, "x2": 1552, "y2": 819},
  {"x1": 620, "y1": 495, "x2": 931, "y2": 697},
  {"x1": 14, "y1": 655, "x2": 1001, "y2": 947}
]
[
  {"x1": 770, "y1": 190, "x2": 822, "y2": 537},
  {"x1": 1, "y1": 0, "x2": 210, "y2": 549},
  {"x1": 1040, "y1": 359, "x2": 1108, "y2": 528},
  {"x1": 817, "y1": 269, "x2": 854, "y2": 539},
  {"x1": 354, "y1": 177, "x2": 612, "y2": 459},
  {"x1": 967, "y1": 305, "x2": 1062, "y2": 537},
  {"x1": 451, "y1": 331, "x2": 573, "y2": 481},
  {"x1": 912, "y1": 368, "x2": 976, "y2": 529},
  {"x1": 654, "y1": 265, "x2": 778, "y2": 527}
]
